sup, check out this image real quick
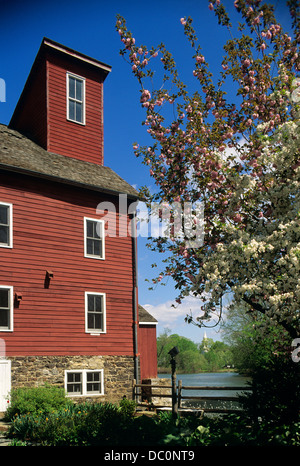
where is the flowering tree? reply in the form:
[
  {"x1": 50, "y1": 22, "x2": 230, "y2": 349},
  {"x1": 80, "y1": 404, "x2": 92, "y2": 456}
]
[{"x1": 116, "y1": 0, "x2": 300, "y2": 338}]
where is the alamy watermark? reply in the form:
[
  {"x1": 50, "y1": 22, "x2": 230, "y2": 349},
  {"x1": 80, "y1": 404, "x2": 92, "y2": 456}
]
[
  {"x1": 96, "y1": 194, "x2": 205, "y2": 248},
  {"x1": 291, "y1": 78, "x2": 300, "y2": 104},
  {"x1": 0, "y1": 78, "x2": 6, "y2": 102},
  {"x1": 292, "y1": 338, "x2": 300, "y2": 363}
]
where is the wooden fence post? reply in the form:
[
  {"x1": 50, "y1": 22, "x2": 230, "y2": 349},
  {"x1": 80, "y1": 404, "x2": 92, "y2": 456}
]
[
  {"x1": 171, "y1": 358, "x2": 178, "y2": 417},
  {"x1": 132, "y1": 379, "x2": 136, "y2": 403},
  {"x1": 177, "y1": 379, "x2": 182, "y2": 410}
]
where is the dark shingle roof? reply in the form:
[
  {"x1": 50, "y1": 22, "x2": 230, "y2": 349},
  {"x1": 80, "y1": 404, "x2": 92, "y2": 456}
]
[
  {"x1": 138, "y1": 305, "x2": 158, "y2": 324},
  {"x1": 0, "y1": 124, "x2": 139, "y2": 199}
]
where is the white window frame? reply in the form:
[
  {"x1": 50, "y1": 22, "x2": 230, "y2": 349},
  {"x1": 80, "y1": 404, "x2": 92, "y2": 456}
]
[
  {"x1": 66, "y1": 72, "x2": 86, "y2": 125},
  {"x1": 0, "y1": 286, "x2": 13, "y2": 332},
  {"x1": 84, "y1": 217, "x2": 105, "y2": 260},
  {"x1": 64, "y1": 369, "x2": 104, "y2": 397},
  {"x1": 0, "y1": 202, "x2": 13, "y2": 248},
  {"x1": 85, "y1": 292, "x2": 106, "y2": 334}
]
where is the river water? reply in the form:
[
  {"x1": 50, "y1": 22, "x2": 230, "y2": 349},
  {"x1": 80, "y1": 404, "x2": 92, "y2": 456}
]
[{"x1": 158, "y1": 372, "x2": 251, "y2": 412}]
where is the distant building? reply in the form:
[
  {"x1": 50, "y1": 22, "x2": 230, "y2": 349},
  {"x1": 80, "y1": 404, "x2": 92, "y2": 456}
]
[{"x1": 202, "y1": 331, "x2": 209, "y2": 353}]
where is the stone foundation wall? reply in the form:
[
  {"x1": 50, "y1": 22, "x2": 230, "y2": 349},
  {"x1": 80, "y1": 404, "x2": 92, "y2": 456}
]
[{"x1": 8, "y1": 355, "x2": 135, "y2": 403}]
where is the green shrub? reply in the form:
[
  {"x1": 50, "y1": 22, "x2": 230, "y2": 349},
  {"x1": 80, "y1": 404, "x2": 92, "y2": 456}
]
[
  {"x1": 8, "y1": 401, "x2": 136, "y2": 446},
  {"x1": 239, "y1": 356, "x2": 300, "y2": 424},
  {"x1": 119, "y1": 397, "x2": 136, "y2": 417},
  {"x1": 7, "y1": 398, "x2": 300, "y2": 446},
  {"x1": 5, "y1": 385, "x2": 72, "y2": 421}
]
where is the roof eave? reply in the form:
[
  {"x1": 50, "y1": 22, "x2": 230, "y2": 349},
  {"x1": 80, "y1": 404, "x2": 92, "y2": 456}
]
[
  {"x1": 0, "y1": 163, "x2": 140, "y2": 201},
  {"x1": 43, "y1": 37, "x2": 112, "y2": 75}
]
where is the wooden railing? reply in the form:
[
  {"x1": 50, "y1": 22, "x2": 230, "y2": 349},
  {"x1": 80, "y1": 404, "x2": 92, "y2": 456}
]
[{"x1": 132, "y1": 379, "x2": 252, "y2": 415}]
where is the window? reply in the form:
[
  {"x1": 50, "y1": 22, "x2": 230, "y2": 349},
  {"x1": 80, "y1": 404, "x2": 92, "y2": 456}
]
[
  {"x1": 0, "y1": 203, "x2": 12, "y2": 248},
  {"x1": 66, "y1": 371, "x2": 82, "y2": 395},
  {"x1": 84, "y1": 218, "x2": 105, "y2": 259},
  {"x1": 85, "y1": 292, "x2": 106, "y2": 334},
  {"x1": 65, "y1": 370, "x2": 104, "y2": 396},
  {"x1": 0, "y1": 286, "x2": 13, "y2": 332},
  {"x1": 67, "y1": 72, "x2": 85, "y2": 124}
]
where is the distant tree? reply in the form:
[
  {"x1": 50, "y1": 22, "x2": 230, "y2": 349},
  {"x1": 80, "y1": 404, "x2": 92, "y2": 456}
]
[
  {"x1": 157, "y1": 332, "x2": 232, "y2": 373},
  {"x1": 221, "y1": 300, "x2": 291, "y2": 374}
]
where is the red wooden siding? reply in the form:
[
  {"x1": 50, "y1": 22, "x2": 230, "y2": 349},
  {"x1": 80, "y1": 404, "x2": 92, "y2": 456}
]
[
  {"x1": 0, "y1": 171, "x2": 135, "y2": 356},
  {"x1": 139, "y1": 325, "x2": 158, "y2": 380},
  {"x1": 9, "y1": 58, "x2": 47, "y2": 148},
  {"x1": 10, "y1": 42, "x2": 106, "y2": 166},
  {"x1": 46, "y1": 52, "x2": 104, "y2": 165}
]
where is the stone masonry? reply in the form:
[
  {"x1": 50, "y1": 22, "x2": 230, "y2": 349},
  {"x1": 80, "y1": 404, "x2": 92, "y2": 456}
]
[{"x1": 8, "y1": 355, "x2": 135, "y2": 403}]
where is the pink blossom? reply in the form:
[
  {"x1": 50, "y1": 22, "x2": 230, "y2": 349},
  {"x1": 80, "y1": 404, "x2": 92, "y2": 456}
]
[
  {"x1": 180, "y1": 18, "x2": 186, "y2": 25},
  {"x1": 140, "y1": 89, "x2": 151, "y2": 103},
  {"x1": 196, "y1": 55, "x2": 205, "y2": 64},
  {"x1": 234, "y1": 214, "x2": 242, "y2": 223},
  {"x1": 208, "y1": 2, "x2": 214, "y2": 10},
  {"x1": 266, "y1": 30, "x2": 272, "y2": 39}
]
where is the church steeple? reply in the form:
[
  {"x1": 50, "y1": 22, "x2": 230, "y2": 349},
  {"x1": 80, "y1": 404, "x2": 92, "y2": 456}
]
[{"x1": 202, "y1": 331, "x2": 209, "y2": 352}]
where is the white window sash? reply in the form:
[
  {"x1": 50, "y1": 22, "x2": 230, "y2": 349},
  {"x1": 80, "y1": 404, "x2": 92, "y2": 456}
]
[
  {"x1": 66, "y1": 72, "x2": 86, "y2": 125},
  {"x1": 64, "y1": 369, "x2": 104, "y2": 397},
  {"x1": 85, "y1": 291, "x2": 106, "y2": 334},
  {"x1": 0, "y1": 285, "x2": 13, "y2": 332},
  {"x1": 84, "y1": 217, "x2": 105, "y2": 260},
  {"x1": 0, "y1": 202, "x2": 13, "y2": 248}
]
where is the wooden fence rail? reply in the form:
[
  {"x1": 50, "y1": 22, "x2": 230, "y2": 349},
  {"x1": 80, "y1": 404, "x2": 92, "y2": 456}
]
[{"x1": 132, "y1": 379, "x2": 252, "y2": 415}]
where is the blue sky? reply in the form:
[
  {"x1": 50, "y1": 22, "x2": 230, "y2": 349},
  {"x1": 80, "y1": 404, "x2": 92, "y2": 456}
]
[{"x1": 0, "y1": 0, "x2": 293, "y2": 343}]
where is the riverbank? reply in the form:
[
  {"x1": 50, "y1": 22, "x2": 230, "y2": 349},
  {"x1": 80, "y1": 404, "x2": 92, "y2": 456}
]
[{"x1": 157, "y1": 368, "x2": 236, "y2": 375}]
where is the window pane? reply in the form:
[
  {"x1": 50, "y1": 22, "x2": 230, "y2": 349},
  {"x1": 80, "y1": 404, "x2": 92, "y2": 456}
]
[
  {"x1": 67, "y1": 372, "x2": 82, "y2": 394},
  {"x1": 87, "y1": 383, "x2": 100, "y2": 393},
  {"x1": 0, "y1": 206, "x2": 8, "y2": 225},
  {"x1": 95, "y1": 296, "x2": 102, "y2": 312},
  {"x1": 76, "y1": 79, "x2": 82, "y2": 101},
  {"x1": 69, "y1": 100, "x2": 75, "y2": 121},
  {"x1": 94, "y1": 222, "x2": 100, "y2": 239},
  {"x1": 67, "y1": 383, "x2": 82, "y2": 394},
  {"x1": 86, "y1": 220, "x2": 93, "y2": 237},
  {"x1": 93, "y1": 240, "x2": 101, "y2": 257},
  {"x1": 86, "y1": 372, "x2": 101, "y2": 394},
  {"x1": 86, "y1": 238, "x2": 93, "y2": 255},
  {"x1": 88, "y1": 294, "x2": 94, "y2": 312},
  {"x1": 88, "y1": 313, "x2": 95, "y2": 330},
  {"x1": 75, "y1": 101, "x2": 82, "y2": 123},
  {"x1": 0, "y1": 310, "x2": 9, "y2": 328},
  {"x1": 0, "y1": 289, "x2": 8, "y2": 308},
  {"x1": 69, "y1": 76, "x2": 75, "y2": 99},
  {"x1": 0, "y1": 226, "x2": 8, "y2": 244},
  {"x1": 94, "y1": 314, "x2": 103, "y2": 330},
  {"x1": 74, "y1": 373, "x2": 81, "y2": 382}
]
